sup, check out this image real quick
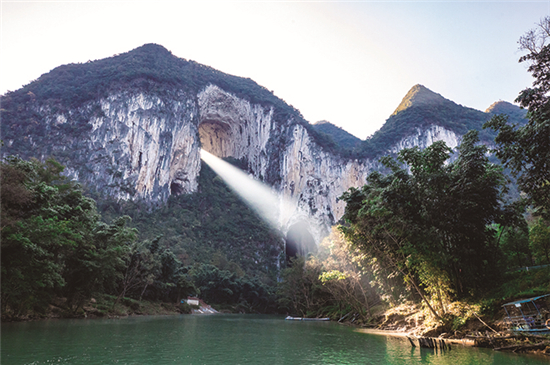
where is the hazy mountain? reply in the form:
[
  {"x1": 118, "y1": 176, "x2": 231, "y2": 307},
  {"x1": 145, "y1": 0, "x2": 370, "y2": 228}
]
[
  {"x1": 486, "y1": 100, "x2": 527, "y2": 121},
  {"x1": 311, "y1": 120, "x2": 362, "y2": 150}
]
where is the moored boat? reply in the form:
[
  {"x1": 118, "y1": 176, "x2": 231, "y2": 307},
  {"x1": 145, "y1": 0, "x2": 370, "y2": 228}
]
[
  {"x1": 285, "y1": 316, "x2": 330, "y2": 321},
  {"x1": 502, "y1": 294, "x2": 550, "y2": 334}
]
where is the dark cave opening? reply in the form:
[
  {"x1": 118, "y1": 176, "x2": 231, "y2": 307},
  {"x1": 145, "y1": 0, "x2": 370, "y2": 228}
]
[
  {"x1": 170, "y1": 181, "x2": 183, "y2": 195},
  {"x1": 285, "y1": 221, "x2": 316, "y2": 263}
]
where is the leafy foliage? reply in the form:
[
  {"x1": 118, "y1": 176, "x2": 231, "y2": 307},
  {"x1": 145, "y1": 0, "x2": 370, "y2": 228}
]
[
  {"x1": 1, "y1": 156, "x2": 281, "y2": 319},
  {"x1": 484, "y1": 17, "x2": 550, "y2": 218},
  {"x1": 0, "y1": 156, "x2": 120, "y2": 315},
  {"x1": 277, "y1": 256, "x2": 329, "y2": 318},
  {"x1": 277, "y1": 228, "x2": 378, "y2": 322},
  {"x1": 189, "y1": 264, "x2": 277, "y2": 313},
  {"x1": 339, "y1": 131, "x2": 519, "y2": 319},
  {"x1": 529, "y1": 217, "x2": 550, "y2": 265}
]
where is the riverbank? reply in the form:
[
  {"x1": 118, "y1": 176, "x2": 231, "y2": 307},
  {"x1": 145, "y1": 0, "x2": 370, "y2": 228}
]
[
  {"x1": 356, "y1": 301, "x2": 550, "y2": 357},
  {"x1": 356, "y1": 328, "x2": 476, "y2": 346},
  {"x1": 1, "y1": 295, "x2": 190, "y2": 322}
]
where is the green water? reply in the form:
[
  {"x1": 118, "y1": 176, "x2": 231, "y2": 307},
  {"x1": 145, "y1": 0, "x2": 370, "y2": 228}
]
[{"x1": 1, "y1": 314, "x2": 547, "y2": 364}]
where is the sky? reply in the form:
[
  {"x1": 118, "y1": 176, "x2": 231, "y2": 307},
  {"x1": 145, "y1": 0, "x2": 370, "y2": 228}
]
[{"x1": 1, "y1": 1, "x2": 548, "y2": 139}]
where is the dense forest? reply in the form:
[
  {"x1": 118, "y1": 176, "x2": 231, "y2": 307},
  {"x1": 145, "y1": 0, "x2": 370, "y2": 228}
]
[{"x1": 0, "y1": 156, "x2": 283, "y2": 319}]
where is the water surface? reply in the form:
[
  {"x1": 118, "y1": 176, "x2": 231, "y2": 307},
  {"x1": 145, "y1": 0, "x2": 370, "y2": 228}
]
[{"x1": 2, "y1": 314, "x2": 547, "y2": 364}]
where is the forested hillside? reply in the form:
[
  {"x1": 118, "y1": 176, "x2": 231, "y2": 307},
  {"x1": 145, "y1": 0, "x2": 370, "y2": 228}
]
[
  {"x1": 0, "y1": 156, "x2": 281, "y2": 320},
  {"x1": 312, "y1": 120, "x2": 362, "y2": 151}
]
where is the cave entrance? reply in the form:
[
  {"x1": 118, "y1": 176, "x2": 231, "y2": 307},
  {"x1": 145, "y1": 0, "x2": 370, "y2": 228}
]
[
  {"x1": 285, "y1": 221, "x2": 316, "y2": 263},
  {"x1": 198, "y1": 120, "x2": 233, "y2": 158}
]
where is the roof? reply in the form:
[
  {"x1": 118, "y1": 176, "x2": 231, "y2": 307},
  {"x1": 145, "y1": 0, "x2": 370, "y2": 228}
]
[{"x1": 502, "y1": 294, "x2": 550, "y2": 306}]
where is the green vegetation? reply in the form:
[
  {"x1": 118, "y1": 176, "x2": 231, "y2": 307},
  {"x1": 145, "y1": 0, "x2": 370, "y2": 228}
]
[
  {"x1": 484, "y1": 17, "x2": 550, "y2": 219},
  {"x1": 312, "y1": 120, "x2": 361, "y2": 153},
  {"x1": 1, "y1": 156, "x2": 281, "y2": 320},
  {"x1": 279, "y1": 133, "x2": 549, "y2": 332},
  {"x1": 97, "y1": 159, "x2": 283, "y2": 282},
  {"x1": 1, "y1": 156, "x2": 130, "y2": 317},
  {"x1": 339, "y1": 131, "x2": 520, "y2": 320},
  {"x1": 277, "y1": 228, "x2": 378, "y2": 323}
]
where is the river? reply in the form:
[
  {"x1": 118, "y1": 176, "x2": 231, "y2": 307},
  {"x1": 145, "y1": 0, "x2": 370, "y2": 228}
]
[{"x1": 1, "y1": 314, "x2": 547, "y2": 364}]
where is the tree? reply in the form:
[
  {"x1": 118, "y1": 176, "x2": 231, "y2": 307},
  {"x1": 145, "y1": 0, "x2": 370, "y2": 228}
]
[
  {"x1": 498, "y1": 225, "x2": 531, "y2": 269},
  {"x1": 485, "y1": 16, "x2": 550, "y2": 218},
  {"x1": 529, "y1": 218, "x2": 550, "y2": 265},
  {"x1": 277, "y1": 256, "x2": 329, "y2": 317},
  {"x1": 1, "y1": 157, "x2": 100, "y2": 316},
  {"x1": 318, "y1": 227, "x2": 377, "y2": 321},
  {"x1": 340, "y1": 131, "x2": 512, "y2": 319}
]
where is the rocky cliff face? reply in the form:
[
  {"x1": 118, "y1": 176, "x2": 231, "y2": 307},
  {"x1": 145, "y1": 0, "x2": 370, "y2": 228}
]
[
  {"x1": 15, "y1": 90, "x2": 201, "y2": 204},
  {"x1": 389, "y1": 125, "x2": 461, "y2": 154},
  {"x1": 198, "y1": 85, "x2": 373, "y2": 243},
  {"x1": 1, "y1": 47, "x2": 524, "y2": 247},
  {"x1": 2, "y1": 82, "x2": 373, "y2": 245}
]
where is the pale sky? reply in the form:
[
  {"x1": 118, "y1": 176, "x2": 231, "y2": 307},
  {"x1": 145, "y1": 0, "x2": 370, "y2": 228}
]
[{"x1": 1, "y1": 1, "x2": 548, "y2": 139}]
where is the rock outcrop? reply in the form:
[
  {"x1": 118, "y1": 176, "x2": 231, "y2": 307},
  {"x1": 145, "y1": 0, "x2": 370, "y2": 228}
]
[
  {"x1": 197, "y1": 85, "x2": 373, "y2": 243},
  {"x1": 2, "y1": 83, "x2": 372, "y2": 245}
]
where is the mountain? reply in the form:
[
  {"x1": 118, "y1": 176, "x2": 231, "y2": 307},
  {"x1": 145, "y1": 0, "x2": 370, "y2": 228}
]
[
  {"x1": 311, "y1": 120, "x2": 361, "y2": 150},
  {"x1": 486, "y1": 100, "x2": 527, "y2": 121},
  {"x1": 358, "y1": 84, "x2": 526, "y2": 157},
  {"x1": 0, "y1": 44, "x2": 374, "y2": 254},
  {"x1": 0, "y1": 45, "x2": 527, "y2": 259}
]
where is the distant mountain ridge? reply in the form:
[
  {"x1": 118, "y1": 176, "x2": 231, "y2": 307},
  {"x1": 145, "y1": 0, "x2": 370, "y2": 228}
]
[
  {"x1": 311, "y1": 120, "x2": 361, "y2": 151},
  {"x1": 1, "y1": 44, "x2": 526, "y2": 161},
  {"x1": 352, "y1": 84, "x2": 526, "y2": 158}
]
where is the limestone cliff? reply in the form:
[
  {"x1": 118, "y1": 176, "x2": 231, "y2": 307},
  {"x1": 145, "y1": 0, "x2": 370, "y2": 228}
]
[
  {"x1": 197, "y1": 85, "x2": 373, "y2": 243},
  {"x1": 0, "y1": 46, "x2": 524, "y2": 247},
  {"x1": 1, "y1": 45, "x2": 373, "y2": 245},
  {"x1": 389, "y1": 125, "x2": 461, "y2": 154}
]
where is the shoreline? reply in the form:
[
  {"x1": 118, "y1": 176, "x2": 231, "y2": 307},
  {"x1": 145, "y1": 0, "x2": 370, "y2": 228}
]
[
  {"x1": 355, "y1": 327, "x2": 549, "y2": 357},
  {"x1": 355, "y1": 328, "x2": 476, "y2": 346}
]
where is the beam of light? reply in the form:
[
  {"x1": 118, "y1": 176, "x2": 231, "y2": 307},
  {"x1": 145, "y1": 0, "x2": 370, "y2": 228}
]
[{"x1": 200, "y1": 149, "x2": 296, "y2": 232}]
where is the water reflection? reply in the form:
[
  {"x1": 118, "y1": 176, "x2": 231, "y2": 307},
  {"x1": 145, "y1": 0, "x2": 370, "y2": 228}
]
[
  {"x1": 380, "y1": 334, "x2": 543, "y2": 365},
  {"x1": 2, "y1": 315, "x2": 547, "y2": 365}
]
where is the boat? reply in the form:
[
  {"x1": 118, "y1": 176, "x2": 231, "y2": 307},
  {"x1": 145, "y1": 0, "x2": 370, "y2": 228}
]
[
  {"x1": 285, "y1": 316, "x2": 330, "y2": 321},
  {"x1": 502, "y1": 294, "x2": 550, "y2": 334}
]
